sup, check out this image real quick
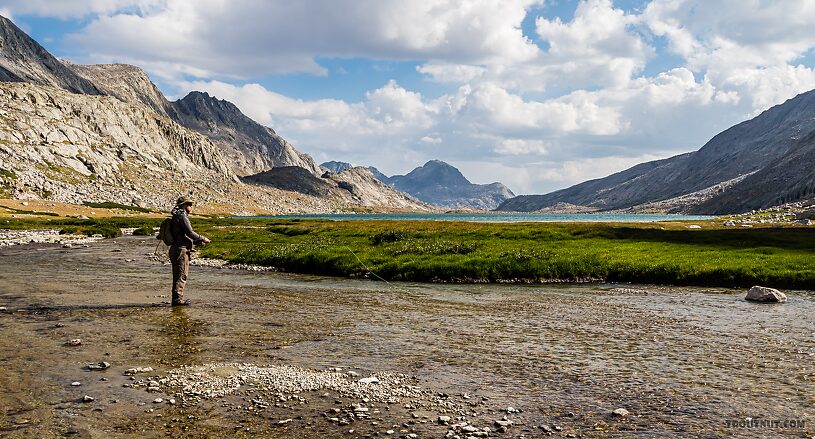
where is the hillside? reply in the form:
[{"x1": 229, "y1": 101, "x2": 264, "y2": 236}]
[{"x1": 498, "y1": 89, "x2": 815, "y2": 214}]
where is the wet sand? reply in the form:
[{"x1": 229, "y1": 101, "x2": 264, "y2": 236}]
[{"x1": 0, "y1": 236, "x2": 813, "y2": 438}]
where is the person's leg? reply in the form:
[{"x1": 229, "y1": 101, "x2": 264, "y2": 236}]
[{"x1": 170, "y1": 246, "x2": 188, "y2": 304}]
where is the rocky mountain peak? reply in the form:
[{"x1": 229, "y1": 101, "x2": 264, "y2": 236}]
[
  {"x1": 65, "y1": 62, "x2": 169, "y2": 115},
  {"x1": 0, "y1": 15, "x2": 103, "y2": 95},
  {"x1": 404, "y1": 160, "x2": 471, "y2": 187}
]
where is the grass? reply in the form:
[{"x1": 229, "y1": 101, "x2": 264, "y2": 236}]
[
  {"x1": 193, "y1": 219, "x2": 815, "y2": 289},
  {"x1": 3, "y1": 216, "x2": 814, "y2": 289}
]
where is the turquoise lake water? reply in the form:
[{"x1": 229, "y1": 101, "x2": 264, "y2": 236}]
[{"x1": 260, "y1": 213, "x2": 714, "y2": 222}]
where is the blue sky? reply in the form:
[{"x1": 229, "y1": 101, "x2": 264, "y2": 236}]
[{"x1": 3, "y1": 0, "x2": 815, "y2": 194}]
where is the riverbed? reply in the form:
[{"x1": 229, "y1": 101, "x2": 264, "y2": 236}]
[{"x1": 0, "y1": 236, "x2": 812, "y2": 438}]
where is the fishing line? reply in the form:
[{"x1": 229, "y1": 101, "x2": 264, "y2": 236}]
[{"x1": 197, "y1": 239, "x2": 409, "y2": 293}]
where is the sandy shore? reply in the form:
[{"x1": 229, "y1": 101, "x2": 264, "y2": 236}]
[{"x1": 1, "y1": 236, "x2": 813, "y2": 438}]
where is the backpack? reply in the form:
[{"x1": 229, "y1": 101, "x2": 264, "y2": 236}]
[{"x1": 158, "y1": 217, "x2": 174, "y2": 246}]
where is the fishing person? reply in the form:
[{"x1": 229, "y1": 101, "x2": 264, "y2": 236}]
[{"x1": 167, "y1": 196, "x2": 210, "y2": 306}]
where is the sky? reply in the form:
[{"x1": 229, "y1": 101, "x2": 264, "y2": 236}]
[{"x1": 2, "y1": 0, "x2": 815, "y2": 195}]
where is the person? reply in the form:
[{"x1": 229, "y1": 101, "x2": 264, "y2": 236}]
[{"x1": 169, "y1": 196, "x2": 210, "y2": 306}]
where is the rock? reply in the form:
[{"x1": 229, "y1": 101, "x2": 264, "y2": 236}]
[
  {"x1": 461, "y1": 424, "x2": 478, "y2": 433},
  {"x1": 82, "y1": 395, "x2": 94, "y2": 402},
  {"x1": 612, "y1": 408, "x2": 629, "y2": 417},
  {"x1": 66, "y1": 339, "x2": 82, "y2": 346},
  {"x1": 385, "y1": 430, "x2": 394, "y2": 435},
  {"x1": 153, "y1": 398, "x2": 163, "y2": 404},
  {"x1": 745, "y1": 286, "x2": 787, "y2": 303},
  {"x1": 494, "y1": 419, "x2": 513, "y2": 428},
  {"x1": 124, "y1": 366, "x2": 153, "y2": 375},
  {"x1": 438, "y1": 415, "x2": 452, "y2": 424},
  {"x1": 724, "y1": 220, "x2": 736, "y2": 226},
  {"x1": 0, "y1": 307, "x2": 7, "y2": 311},
  {"x1": 88, "y1": 361, "x2": 111, "y2": 370},
  {"x1": 359, "y1": 377, "x2": 379, "y2": 384},
  {"x1": 277, "y1": 418, "x2": 293, "y2": 425},
  {"x1": 71, "y1": 382, "x2": 81, "y2": 387},
  {"x1": 686, "y1": 224, "x2": 702, "y2": 229},
  {"x1": 168, "y1": 399, "x2": 176, "y2": 405},
  {"x1": 505, "y1": 406, "x2": 517, "y2": 413},
  {"x1": 346, "y1": 371, "x2": 359, "y2": 377}
]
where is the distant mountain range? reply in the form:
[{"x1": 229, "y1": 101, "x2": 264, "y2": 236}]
[
  {"x1": 321, "y1": 160, "x2": 514, "y2": 210},
  {"x1": 0, "y1": 15, "x2": 428, "y2": 213},
  {"x1": 498, "y1": 89, "x2": 815, "y2": 214}
]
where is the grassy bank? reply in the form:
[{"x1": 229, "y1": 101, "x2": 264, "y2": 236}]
[{"x1": 194, "y1": 219, "x2": 815, "y2": 289}]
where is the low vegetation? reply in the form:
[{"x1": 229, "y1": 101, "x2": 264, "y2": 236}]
[
  {"x1": 195, "y1": 219, "x2": 815, "y2": 289},
  {"x1": 3, "y1": 216, "x2": 814, "y2": 289}
]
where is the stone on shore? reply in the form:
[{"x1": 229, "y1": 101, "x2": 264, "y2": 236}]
[
  {"x1": 745, "y1": 286, "x2": 787, "y2": 303},
  {"x1": 612, "y1": 408, "x2": 629, "y2": 417}
]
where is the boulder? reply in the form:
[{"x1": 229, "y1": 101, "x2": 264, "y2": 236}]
[{"x1": 745, "y1": 286, "x2": 787, "y2": 303}]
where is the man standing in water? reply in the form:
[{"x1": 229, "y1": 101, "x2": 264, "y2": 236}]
[{"x1": 169, "y1": 196, "x2": 210, "y2": 306}]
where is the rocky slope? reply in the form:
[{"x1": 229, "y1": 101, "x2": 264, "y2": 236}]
[
  {"x1": 66, "y1": 62, "x2": 170, "y2": 115},
  {"x1": 0, "y1": 82, "x2": 415, "y2": 214},
  {"x1": 0, "y1": 16, "x2": 103, "y2": 95},
  {"x1": 0, "y1": 15, "x2": 427, "y2": 213},
  {"x1": 385, "y1": 160, "x2": 515, "y2": 210},
  {"x1": 246, "y1": 166, "x2": 430, "y2": 210},
  {"x1": 168, "y1": 91, "x2": 321, "y2": 176},
  {"x1": 498, "y1": 89, "x2": 815, "y2": 214},
  {"x1": 69, "y1": 63, "x2": 322, "y2": 177}
]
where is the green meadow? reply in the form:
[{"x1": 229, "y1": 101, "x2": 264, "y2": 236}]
[
  {"x1": 3, "y1": 216, "x2": 814, "y2": 289},
  {"x1": 196, "y1": 218, "x2": 815, "y2": 289}
]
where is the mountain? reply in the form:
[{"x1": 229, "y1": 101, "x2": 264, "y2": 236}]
[
  {"x1": 385, "y1": 160, "x2": 515, "y2": 210},
  {"x1": 321, "y1": 161, "x2": 354, "y2": 173},
  {"x1": 498, "y1": 89, "x2": 815, "y2": 214},
  {"x1": 67, "y1": 63, "x2": 321, "y2": 177},
  {"x1": 244, "y1": 166, "x2": 429, "y2": 210},
  {"x1": 167, "y1": 91, "x2": 321, "y2": 176},
  {"x1": 65, "y1": 62, "x2": 170, "y2": 115},
  {"x1": 0, "y1": 16, "x2": 103, "y2": 95},
  {"x1": 0, "y1": 15, "x2": 425, "y2": 213}
]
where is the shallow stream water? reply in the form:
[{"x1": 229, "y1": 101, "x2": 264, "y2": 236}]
[{"x1": 0, "y1": 236, "x2": 812, "y2": 438}]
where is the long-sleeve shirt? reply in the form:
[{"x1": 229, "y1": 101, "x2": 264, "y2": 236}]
[{"x1": 170, "y1": 207, "x2": 203, "y2": 249}]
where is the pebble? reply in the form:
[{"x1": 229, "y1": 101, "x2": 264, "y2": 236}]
[
  {"x1": 385, "y1": 429, "x2": 394, "y2": 434},
  {"x1": 438, "y1": 415, "x2": 452, "y2": 424},
  {"x1": 66, "y1": 339, "x2": 82, "y2": 346},
  {"x1": 82, "y1": 395, "x2": 94, "y2": 402},
  {"x1": 88, "y1": 361, "x2": 111, "y2": 371},
  {"x1": 124, "y1": 366, "x2": 154, "y2": 375},
  {"x1": 0, "y1": 307, "x2": 7, "y2": 312},
  {"x1": 71, "y1": 382, "x2": 81, "y2": 387},
  {"x1": 278, "y1": 418, "x2": 292, "y2": 425},
  {"x1": 612, "y1": 408, "x2": 630, "y2": 417},
  {"x1": 359, "y1": 377, "x2": 379, "y2": 384},
  {"x1": 153, "y1": 398, "x2": 163, "y2": 404}
]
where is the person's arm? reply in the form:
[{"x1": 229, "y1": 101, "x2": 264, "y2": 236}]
[{"x1": 180, "y1": 214, "x2": 206, "y2": 243}]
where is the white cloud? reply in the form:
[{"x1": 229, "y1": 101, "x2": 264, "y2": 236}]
[
  {"x1": 496, "y1": 139, "x2": 549, "y2": 155},
  {"x1": 0, "y1": 0, "x2": 161, "y2": 19},
  {"x1": 59, "y1": 0, "x2": 543, "y2": 79}
]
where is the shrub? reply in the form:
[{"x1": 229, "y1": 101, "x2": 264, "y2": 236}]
[
  {"x1": 133, "y1": 226, "x2": 155, "y2": 236},
  {"x1": 371, "y1": 230, "x2": 407, "y2": 245}
]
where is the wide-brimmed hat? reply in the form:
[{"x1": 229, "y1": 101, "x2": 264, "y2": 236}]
[{"x1": 176, "y1": 196, "x2": 195, "y2": 206}]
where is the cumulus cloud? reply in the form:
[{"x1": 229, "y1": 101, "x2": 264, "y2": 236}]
[
  {"x1": 57, "y1": 0, "x2": 543, "y2": 79},
  {"x1": 0, "y1": 0, "x2": 161, "y2": 19}
]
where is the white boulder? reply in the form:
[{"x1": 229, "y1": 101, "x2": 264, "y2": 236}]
[{"x1": 745, "y1": 286, "x2": 787, "y2": 303}]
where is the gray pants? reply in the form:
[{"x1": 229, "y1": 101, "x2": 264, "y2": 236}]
[{"x1": 169, "y1": 246, "x2": 191, "y2": 304}]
